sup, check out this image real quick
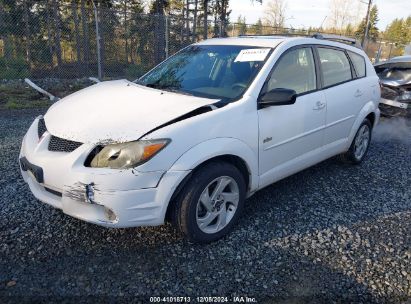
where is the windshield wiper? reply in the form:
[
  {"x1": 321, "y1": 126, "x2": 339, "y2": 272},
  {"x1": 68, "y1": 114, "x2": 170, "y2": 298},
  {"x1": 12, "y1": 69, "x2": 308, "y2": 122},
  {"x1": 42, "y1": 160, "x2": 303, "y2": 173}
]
[
  {"x1": 146, "y1": 83, "x2": 194, "y2": 96},
  {"x1": 133, "y1": 79, "x2": 146, "y2": 86},
  {"x1": 164, "y1": 88, "x2": 194, "y2": 96},
  {"x1": 145, "y1": 83, "x2": 162, "y2": 89}
]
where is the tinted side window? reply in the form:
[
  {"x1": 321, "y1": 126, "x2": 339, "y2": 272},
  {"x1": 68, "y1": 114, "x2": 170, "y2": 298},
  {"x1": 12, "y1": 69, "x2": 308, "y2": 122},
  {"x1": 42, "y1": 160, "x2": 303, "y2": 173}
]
[
  {"x1": 348, "y1": 51, "x2": 366, "y2": 78},
  {"x1": 318, "y1": 48, "x2": 352, "y2": 87},
  {"x1": 266, "y1": 47, "x2": 317, "y2": 95}
]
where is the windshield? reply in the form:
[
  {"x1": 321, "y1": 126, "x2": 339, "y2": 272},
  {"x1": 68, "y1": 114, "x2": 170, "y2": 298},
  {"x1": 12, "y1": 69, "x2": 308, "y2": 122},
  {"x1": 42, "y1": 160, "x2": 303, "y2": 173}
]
[{"x1": 137, "y1": 45, "x2": 272, "y2": 100}]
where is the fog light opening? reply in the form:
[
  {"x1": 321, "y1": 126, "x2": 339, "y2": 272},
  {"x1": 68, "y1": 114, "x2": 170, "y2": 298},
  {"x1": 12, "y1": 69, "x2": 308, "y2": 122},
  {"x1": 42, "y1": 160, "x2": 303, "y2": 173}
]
[
  {"x1": 85, "y1": 183, "x2": 95, "y2": 204},
  {"x1": 104, "y1": 207, "x2": 118, "y2": 222}
]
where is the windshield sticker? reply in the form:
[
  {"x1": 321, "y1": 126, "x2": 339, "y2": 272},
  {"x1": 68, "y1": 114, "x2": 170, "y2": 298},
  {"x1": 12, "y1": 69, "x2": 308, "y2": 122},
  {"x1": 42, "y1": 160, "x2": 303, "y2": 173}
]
[{"x1": 234, "y1": 48, "x2": 271, "y2": 62}]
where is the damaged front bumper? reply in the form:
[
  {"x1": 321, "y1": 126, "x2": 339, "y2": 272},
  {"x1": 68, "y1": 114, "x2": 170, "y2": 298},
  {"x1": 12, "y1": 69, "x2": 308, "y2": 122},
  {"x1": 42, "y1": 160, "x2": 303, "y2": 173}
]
[
  {"x1": 379, "y1": 98, "x2": 411, "y2": 117},
  {"x1": 379, "y1": 85, "x2": 411, "y2": 117},
  {"x1": 380, "y1": 98, "x2": 409, "y2": 110},
  {"x1": 19, "y1": 117, "x2": 189, "y2": 228}
]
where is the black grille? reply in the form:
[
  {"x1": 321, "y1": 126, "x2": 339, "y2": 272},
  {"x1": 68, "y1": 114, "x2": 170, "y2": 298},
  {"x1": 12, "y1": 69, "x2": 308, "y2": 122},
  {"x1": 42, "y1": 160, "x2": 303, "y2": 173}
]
[
  {"x1": 48, "y1": 136, "x2": 83, "y2": 152},
  {"x1": 381, "y1": 86, "x2": 399, "y2": 100},
  {"x1": 38, "y1": 118, "x2": 47, "y2": 138},
  {"x1": 44, "y1": 187, "x2": 62, "y2": 197}
]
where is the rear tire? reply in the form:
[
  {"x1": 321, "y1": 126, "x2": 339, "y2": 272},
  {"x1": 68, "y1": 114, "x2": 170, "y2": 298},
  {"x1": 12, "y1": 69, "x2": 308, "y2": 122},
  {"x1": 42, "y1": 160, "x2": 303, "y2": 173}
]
[
  {"x1": 171, "y1": 161, "x2": 246, "y2": 243},
  {"x1": 339, "y1": 118, "x2": 372, "y2": 164}
]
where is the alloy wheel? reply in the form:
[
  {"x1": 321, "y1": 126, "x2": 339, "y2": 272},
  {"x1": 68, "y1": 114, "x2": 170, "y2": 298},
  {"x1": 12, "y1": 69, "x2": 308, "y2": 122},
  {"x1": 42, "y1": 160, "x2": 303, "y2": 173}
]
[
  {"x1": 196, "y1": 176, "x2": 240, "y2": 234},
  {"x1": 354, "y1": 124, "x2": 370, "y2": 160}
]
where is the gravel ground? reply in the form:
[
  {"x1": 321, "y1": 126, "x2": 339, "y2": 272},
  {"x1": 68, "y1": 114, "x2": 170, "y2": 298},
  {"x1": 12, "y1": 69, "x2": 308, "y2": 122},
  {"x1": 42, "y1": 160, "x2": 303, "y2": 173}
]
[{"x1": 0, "y1": 109, "x2": 410, "y2": 303}]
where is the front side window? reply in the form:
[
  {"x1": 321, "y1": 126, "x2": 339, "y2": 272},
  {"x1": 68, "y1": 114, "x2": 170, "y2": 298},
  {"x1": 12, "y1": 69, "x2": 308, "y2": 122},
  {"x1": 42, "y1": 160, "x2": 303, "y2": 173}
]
[
  {"x1": 348, "y1": 51, "x2": 366, "y2": 78},
  {"x1": 264, "y1": 47, "x2": 317, "y2": 95},
  {"x1": 318, "y1": 48, "x2": 352, "y2": 87},
  {"x1": 138, "y1": 45, "x2": 271, "y2": 100}
]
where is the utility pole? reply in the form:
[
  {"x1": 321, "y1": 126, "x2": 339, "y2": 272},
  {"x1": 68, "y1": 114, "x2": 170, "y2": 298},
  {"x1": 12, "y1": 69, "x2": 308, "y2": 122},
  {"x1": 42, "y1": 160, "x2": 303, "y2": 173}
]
[
  {"x1": 362, "y1": 0, "x2": 372, "y2": 48},
  {"x1": 319, "y1": 16, "x2": 327, "y2": 31},
  {"x1": 165, "y1": 15, "x2": 169, "y2": 58}
]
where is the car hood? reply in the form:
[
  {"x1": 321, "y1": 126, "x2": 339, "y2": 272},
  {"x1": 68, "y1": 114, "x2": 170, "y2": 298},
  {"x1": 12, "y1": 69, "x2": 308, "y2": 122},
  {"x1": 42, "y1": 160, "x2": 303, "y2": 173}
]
[
  {"x1": 380, "y1": 78, "x2": 411, "y2": 87},
  {"x1": 44, "y1": 80, "x2": 217, "y2": 144}
]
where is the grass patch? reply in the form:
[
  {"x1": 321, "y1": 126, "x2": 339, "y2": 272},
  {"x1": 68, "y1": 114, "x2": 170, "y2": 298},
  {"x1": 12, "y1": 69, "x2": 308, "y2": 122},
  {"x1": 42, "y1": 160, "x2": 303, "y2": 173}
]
[{"x1": 4, "y1": 99, "x2": 51, "y2": 109}]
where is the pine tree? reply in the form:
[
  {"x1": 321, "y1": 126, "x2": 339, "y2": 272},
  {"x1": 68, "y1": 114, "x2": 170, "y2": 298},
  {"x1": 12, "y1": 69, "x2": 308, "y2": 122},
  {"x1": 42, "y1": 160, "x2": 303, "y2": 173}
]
[
  {"x1": 237, "y1": 15, "x2": 247, "y2": 35},
  {"x1": 251, "y1": 18, "x2": 263, "y2": 35},
  {"x1": 384, "y1": 16, "x2": 411, "y2": 46},
  {"x1": 355, "y1": 4, "x2": 379, "y2": 42},
  {"x1": 345, "y1": 23, "x2": 354, "y2": 36}
]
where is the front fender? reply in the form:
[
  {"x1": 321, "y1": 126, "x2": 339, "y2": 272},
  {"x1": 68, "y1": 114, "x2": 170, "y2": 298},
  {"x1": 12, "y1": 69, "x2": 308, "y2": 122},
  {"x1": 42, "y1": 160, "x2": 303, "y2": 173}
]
[{"x1": 169, "y1": 137, "x2": 259, "y2": 193}]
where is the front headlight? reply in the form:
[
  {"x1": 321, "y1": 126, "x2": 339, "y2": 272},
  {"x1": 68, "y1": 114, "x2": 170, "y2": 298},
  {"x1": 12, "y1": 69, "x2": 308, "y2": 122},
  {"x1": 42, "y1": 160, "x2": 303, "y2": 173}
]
[
  {"x1": 90, "y1": 139, "x2": 170, "y2": 169},
  {"x1": 398, "y1": 91, "x2": 411, "y2": 102}
]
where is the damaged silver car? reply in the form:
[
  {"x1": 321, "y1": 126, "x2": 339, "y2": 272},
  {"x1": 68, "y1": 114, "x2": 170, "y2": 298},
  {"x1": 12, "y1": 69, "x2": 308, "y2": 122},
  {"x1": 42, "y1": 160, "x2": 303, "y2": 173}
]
[{"x1": 375, "y1": 55, "x2": 411, "y2": 117}]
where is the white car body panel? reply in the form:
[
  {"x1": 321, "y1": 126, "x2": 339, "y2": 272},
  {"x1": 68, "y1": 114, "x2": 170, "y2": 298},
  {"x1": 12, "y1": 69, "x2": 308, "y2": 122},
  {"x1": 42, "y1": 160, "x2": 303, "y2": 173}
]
[
  {"x1": 258, "y1": 91, "x2": 327, "y2": 181},
  {"x1": 169, "y1": 137, "x2": 259, "y2": 194},
  {"x1": 45, "y1": 79, "x2": 218, "y2": 144},
  {"x1": 20, "y1": 36, "x2": 381, "y2": 228}
]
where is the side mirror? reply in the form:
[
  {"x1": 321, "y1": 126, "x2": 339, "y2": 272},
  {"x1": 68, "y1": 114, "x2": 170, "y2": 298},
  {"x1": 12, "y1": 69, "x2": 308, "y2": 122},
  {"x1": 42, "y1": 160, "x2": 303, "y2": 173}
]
[{"x1": 258, "y1": 88, "x2": 297, "y2": 108}]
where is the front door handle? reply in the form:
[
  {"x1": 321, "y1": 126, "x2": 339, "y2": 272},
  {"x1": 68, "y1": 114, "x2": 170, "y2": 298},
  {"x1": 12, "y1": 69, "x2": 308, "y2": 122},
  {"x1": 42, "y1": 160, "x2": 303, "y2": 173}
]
[{"x1": 313, "y1": 101, "x2": 326, "y2": 110}]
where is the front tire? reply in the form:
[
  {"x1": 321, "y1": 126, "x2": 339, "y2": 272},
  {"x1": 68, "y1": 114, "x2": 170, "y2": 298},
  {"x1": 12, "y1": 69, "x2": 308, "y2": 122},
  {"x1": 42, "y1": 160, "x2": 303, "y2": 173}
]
[
  {"x1": 339, "y1": 118, "x2": 372, "y2": 164},
  {"x1": 171, "y1": 161, "x2": 246, "y2": 243}
]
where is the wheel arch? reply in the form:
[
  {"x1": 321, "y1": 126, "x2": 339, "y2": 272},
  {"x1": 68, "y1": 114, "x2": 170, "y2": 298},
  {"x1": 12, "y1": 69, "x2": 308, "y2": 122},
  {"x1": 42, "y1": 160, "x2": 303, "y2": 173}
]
[
  {"x1": 347, "y1": 102, "x2": 380, "y2": 149},
  {"x1": 164, "y1": 138, "x2": 259, "y2": 222},
  {"x1": 169, "y1": 138, "x2": 258, "y2": 190},
  {"x1": 365, "y1": 112, "x2": 376, "y2": 129},
  {"x1": 165, "y1": 154, "x2": 252, "y2": 223}
]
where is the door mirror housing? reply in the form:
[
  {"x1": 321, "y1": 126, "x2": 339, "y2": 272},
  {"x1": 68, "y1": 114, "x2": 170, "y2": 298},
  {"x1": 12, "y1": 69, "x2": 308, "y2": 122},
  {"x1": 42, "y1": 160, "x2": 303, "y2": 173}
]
[{"x1": 258, "y1": 88, "x2": 297, "y2": 108}]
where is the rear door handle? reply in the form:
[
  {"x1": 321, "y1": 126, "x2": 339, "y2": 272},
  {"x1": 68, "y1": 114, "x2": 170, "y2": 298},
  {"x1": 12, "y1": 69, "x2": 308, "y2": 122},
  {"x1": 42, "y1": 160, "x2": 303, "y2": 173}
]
[
  {"x1": 354, "y1": 89, "x2": 363, "y2": 97},
  {"x1": 313, "y1": 101, "x2": 326, "y2": 110}
]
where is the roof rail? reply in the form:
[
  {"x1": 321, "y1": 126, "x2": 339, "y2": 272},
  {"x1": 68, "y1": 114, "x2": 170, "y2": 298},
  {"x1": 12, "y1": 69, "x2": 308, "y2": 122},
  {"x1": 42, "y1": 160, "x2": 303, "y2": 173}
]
[
  {"x1": 312, "y1": 33, "x2": 361, "y2": 47},
  {"x1": 238, "y1": 33, "x2": 304, "y2": 38},
  {"x1": 237, "y1": 33, "x2": 362, "y2": 48}
]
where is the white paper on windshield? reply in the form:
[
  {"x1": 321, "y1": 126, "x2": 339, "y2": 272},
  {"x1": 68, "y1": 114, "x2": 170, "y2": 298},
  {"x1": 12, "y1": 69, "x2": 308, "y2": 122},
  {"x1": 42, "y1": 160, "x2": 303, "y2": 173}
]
[{"x1": 234, "y1": 48, "x2": 270, "y2": 62}]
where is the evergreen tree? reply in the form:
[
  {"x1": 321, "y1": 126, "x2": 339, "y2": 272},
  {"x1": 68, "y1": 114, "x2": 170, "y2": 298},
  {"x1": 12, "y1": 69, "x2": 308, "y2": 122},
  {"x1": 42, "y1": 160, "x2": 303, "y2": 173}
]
[
  {"x1": 251, "y1": 18, "x2": 263, "y2": 35},
  {"x1": 211, "y1": 0, "x2": 230, "y2": 37},
  {"x1": 384, "y1": 16, "x2": 411, "y2": 46},
  {"x1": 345, "y1": 23, "x2": 354, "y2": 36},
  {"x1": 355, "y1": 4, "x2": 379, "y2": 42},
  {"x1": 236, "y1": 15, "x2": 247, "y2": 35}
]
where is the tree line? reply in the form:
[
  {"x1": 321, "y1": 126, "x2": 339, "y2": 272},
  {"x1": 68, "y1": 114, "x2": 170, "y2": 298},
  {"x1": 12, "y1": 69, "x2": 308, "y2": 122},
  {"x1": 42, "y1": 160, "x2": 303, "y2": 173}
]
[
  {"x1": 0, "y1": 0, "x2": 410, "y2": 79},
  {"x1": 0, "y1": 0, "x2": 245, "y2": 79}
]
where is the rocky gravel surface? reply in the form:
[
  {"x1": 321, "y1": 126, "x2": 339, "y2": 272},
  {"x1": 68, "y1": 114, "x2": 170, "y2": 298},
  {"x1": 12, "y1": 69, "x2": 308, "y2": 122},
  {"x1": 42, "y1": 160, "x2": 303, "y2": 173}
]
[{"x1": 0, "y1": 109, "x2": 410, "y2": 303}]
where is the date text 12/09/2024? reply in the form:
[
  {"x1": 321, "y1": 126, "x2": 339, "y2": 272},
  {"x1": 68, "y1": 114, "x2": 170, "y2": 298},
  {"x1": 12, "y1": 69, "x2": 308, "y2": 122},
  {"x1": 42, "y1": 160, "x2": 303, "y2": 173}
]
[{"x1": 149, "y1": 296, "x2": 257, "y2": 303}]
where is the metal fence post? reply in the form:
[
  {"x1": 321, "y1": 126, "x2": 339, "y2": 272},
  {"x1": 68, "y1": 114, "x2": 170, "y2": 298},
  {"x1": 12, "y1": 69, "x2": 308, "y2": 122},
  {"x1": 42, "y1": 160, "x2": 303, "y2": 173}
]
[
  {"x1": 388, "y1": 43, "x2": 394, "y2": 59},
  {"x1": 165, "y1": 15, "x2": 169, "y2": 59},
  {"x1": 92, "y1": 0, "x2": 102, "y2": 80}
]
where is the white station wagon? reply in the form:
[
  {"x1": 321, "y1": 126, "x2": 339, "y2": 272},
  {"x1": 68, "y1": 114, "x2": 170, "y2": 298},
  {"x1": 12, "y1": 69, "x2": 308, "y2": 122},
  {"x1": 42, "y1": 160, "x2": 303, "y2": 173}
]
[{"x1": 20, "y1": 35, "x2": 380, "y2": 243}]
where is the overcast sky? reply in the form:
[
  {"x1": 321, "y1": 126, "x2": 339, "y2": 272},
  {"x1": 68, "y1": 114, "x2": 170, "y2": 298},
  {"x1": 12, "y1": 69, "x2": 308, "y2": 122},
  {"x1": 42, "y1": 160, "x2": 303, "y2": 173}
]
[{"x1": 229, "y1": 0, "x2": 411, "y2": 30}]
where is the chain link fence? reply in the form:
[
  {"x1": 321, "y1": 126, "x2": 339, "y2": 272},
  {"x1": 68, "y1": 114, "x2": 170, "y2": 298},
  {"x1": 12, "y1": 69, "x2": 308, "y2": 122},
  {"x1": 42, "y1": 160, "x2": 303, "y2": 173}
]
[{"x1": 0, "y1": 5, "x2": 407, "y2": 81}]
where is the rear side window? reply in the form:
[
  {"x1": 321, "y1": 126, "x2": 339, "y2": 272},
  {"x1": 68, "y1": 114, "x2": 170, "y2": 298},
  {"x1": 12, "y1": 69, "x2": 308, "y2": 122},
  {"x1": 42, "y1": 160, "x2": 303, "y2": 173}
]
[
  {"x1": 318, "y1": 48, "x2": 352, "y2": 87},
  {"x1": 265, "y1": 47, "x2": 317, "y2": 95},
  {"x1": 348, "y1": 51, "x2": 366, "y2": 78}
]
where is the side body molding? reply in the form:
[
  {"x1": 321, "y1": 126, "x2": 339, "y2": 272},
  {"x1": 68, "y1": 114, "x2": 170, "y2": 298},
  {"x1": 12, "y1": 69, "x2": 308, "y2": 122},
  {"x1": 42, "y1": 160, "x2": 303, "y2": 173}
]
[{"x1": 169, "y1": 138, "x2": 259, "y2": 194}]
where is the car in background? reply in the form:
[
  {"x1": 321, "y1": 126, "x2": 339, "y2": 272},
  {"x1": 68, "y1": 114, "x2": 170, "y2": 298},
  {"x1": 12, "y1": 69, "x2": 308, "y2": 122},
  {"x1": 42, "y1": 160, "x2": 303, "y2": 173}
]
[{"x1": 375, "y1": 55, "x2": 411, "y2": 117}]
